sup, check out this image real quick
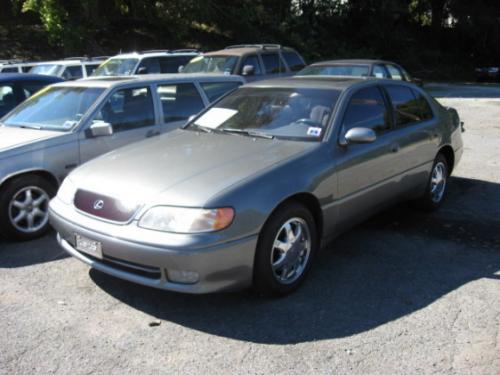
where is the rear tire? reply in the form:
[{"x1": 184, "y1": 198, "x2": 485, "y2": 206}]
[
  {"x1": 253, "y1": 202, "x2": 318, "y2": 296},
  {"x1": 0, "y1": 175, "x2": 56, "y2": 241},
  {"x1": 415, "y1": 154, "x2": 449, "y2": 212}
]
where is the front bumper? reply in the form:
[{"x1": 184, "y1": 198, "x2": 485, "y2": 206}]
[{"x1": 50, "y1": 203, "x2": 258, "y2": 294}]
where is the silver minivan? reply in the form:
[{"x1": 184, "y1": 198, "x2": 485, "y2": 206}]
[{"x1": 0, "y1": 74, "x2": 244, "y2": 240}]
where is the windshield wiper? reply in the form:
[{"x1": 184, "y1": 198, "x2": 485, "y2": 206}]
[
  {"x1": 17, "y1": 124, "x2": 42, "y2": 130},
  {"x1": 185, "y1": 123, "x2": 213, "y2": 133},
  {"x1": 219, "y1": 128, "x2": 274, "y2": 139}
]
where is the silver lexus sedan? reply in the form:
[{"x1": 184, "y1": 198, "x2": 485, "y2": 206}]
[
  {"x1": 49, "y1": 77, "x2": 464, "y2": 295},
  {"x1": 0, "y1": 74, "x2": 243, "y2": 240}
]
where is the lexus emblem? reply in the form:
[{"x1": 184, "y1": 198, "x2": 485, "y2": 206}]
[{"x1": 93, "y1": 200, "x2": 104, "y2": 210}]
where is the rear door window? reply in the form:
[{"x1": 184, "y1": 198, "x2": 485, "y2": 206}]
[
  {"x1": 93, "y1": 87, "x2": 155, "y2": 132},
  {"x1": 157, "y1": 83, "x2": 205, "y2": 122},
  {"x1": 240, "y1": 55, "x2": 262, "y2": 75},
  {"x1": 261, "y1": 53, "x2": 287, "y2": 74},
  {"x1": 137, "y1": 57, "x2": 161, "y2": 74},
  {"x1": 62, "y1": 66, "x2": 83, "y2": 80},
  {"x1": 342, "y1": 86, "x2": 391, "y2": 135},
  {"x1": 372, "y1": 65, "x2": 389, "y2": 78},
  {"x1": 282, "y1": 51, "x2": 305, "y2": 72},
  {"x1": 85, "y1": 64, "x2": 100, "y2": 76},
  {"x1": 385, "y1": 85, "x2": 422, "y2": 126},
  {"x1": 412, "y1": 89, "x2": 434, "y2": 120},
  {"x1": 200, "y1": 81, "x2": 241, "y2": 102},
  {"x1": 159, "y1": 56, "x2": 193, "y2": 73}
]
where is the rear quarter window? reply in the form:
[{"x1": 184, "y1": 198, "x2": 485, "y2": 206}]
[{"x1": 261, "y1": 53, "x2": 287, "y2": 74}]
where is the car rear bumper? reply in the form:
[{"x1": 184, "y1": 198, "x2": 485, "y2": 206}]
[{"x1": 50, "y1": 206, "x2": 258, "y2": 294}]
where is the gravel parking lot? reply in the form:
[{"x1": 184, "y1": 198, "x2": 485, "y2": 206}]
[{"x1": 1, "y1": 84, "x2": 499, "y2": 375}]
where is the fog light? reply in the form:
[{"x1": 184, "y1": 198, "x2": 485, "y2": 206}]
[{"x1": 167, "y1": 269, "x2": 199, "y2": 284}]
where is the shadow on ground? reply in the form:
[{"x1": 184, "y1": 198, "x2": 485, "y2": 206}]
[
  {"x1": 90, "y1": 176, "x2": 500, "y2": 344},
  {"x1": 0, "y1": 229, "x2": 68, "y2": 268}
]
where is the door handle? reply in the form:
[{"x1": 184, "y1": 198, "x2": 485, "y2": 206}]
[
  {"x1": 391, "y1": 144, "x2": 400, "y2": 153},
  {"x1": 146, "y1": 130, "x2": 160, "y2": 138}
]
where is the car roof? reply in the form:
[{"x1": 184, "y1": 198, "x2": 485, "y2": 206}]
[
  {"x1": 111, "y1": 51, "x2": 200, "y2": 59},
  {"x1": 309, "y1": 59, "x2": 399, "y2": 66},
  {"x1": 0, "y1": 73, "x2": 64, "y2": 82},
  {"x1": 50, "y1": 73, "x2": 245, "y2": 89},
  {"x1": 30, "y1": 59, "x2": 105, "y2": 67},
  {"x1": 203, "y1": 46, "x2": 298, "y2": 57},
  {"x1": 243, "y1": 76, "x2": 368, "y2": 91}
]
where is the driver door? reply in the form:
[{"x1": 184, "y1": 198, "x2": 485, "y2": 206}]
[
  {"x1": 334, "y1": 85, "x2": 401, "y2": 229},
  {"x1": 78, "y1": 86, "x2": 160, "y2": 163}
]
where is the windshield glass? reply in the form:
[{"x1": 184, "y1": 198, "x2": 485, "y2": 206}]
[
  {"x1": 2, "y1": 86, "x2": 104, "y2": 131},
  {"x1": 92, "y1": 58, "x2": 139, "y2": 76},
  {"x1": 188, "y1": 87, "x2": 339, "y2": 141},
  {"x1": 30, "y1": 64, "x2": 63, "y2": 76},
  {"x1": 299, "y1": 65, "x2": 370, "y2": 77},
  {"x1": 183, "y1": 55, "x2": 238, "y2": 74}
]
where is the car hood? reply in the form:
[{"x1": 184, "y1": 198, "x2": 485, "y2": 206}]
[
  {"x1": 71, "y1": 129, "x2": 317, "y2": 207},
  {"x1": 0, "y1": 125, "x2": 65, "y2": 154}
]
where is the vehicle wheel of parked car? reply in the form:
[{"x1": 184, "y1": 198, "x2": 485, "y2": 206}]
[
  {"x1": 253, "y1": 202, "x2": 318, "y2": 296},
  {"x1": 0, "y1": 175, "x2": 56, "y2": 241},
  {"x1": 416, "y1": 154, "x2": 449, "y2": 211}
]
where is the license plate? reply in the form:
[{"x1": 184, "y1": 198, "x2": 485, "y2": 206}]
[{"x1": 75, "y1": 234, "x2": 103, "y2": 259}]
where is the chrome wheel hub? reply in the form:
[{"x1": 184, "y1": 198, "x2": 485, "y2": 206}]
[
  {"x1": 8, "y1": 186, "x2": 50, "y2": 233},
  {"x1": 430, "y1": 162, "x2": 447, "y2": 203},
  {"x1": 271, "y1": 217, "x2": 311, "y2": 285}
]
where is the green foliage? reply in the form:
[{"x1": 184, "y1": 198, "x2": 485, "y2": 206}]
[{"x1": 4, "y1": 0, "x2": 500, "y2": 78}]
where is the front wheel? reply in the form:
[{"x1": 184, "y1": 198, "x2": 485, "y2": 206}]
[
  {"x1": 0, "y1": 175, "x2": 56, "y2": 241},
  {"x1": 253, "y1": 202, "x2": 318, "y2": 296}
]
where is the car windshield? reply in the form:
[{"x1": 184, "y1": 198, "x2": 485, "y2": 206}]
[
  {"x1": 187, "y1": 87, "x2": 339, "y2": 141},
  {"x1": 30, "y1": 64, "x2": 63, "y2": 76},
  {"x1": 2, "y1": 86, "x2": 104, "y2": 131},
  {"x1": 299, "y1": 64, "x2": 370, "y2": 77},
  {"x1": 183, "y1": 55, "x2": 238, "y2": 74},
  {"x1": 92, "y1": 58, "x2": 139, "y2": 76}
]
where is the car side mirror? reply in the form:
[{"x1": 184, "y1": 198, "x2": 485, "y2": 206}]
[
  {"x1": 89, "y1": 121, "x2": 113, "y2": 137},
  {"x1": 341, "y1": 127, "x2": 376, "y2": 146},
  {"x1": 178, "y1": 65, "x2": 184, "y2": 73},
  {"x1": 137, "y1": 66, "x2": 148, "y2": 75},
  {"x1": 242, "y1": 65, "x2": 255, "y2": 76}
]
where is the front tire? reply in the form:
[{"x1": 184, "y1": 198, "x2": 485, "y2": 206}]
[
  {"x1": 253, "y1": 202, "x2": 318, "y2": 296},
  {"x1": 0, "y1": 175, "x2": 56, "y2": 241}
]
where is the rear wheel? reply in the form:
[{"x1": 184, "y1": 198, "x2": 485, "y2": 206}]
[
  {"x1": 253, "y1": 202, "x2": 318, "y2": 296},
  {"x1": 415, "y1": 154, "x2": 449, "y2": 212},
  {"x1": 0, "y1": 175, "x2": 56, "y2": 241}
]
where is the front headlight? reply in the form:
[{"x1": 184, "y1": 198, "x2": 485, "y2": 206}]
[
  {"x1": 138, "y1": 206, "x2": 234, "y2": 233},
  {"x1": 488, "y1": 67, "x2": 499, "y2": 73},
  {"x1": 57, "y1": 178, "x2": 77, "y2": 204}
]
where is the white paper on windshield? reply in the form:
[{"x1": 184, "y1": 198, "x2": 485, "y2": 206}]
[
  {"x1": 195, "y1": 108, "x2": 238, "y2": 129},
  {"x1": 307, "y1": 127, "x2": 322, "y2": 136}
]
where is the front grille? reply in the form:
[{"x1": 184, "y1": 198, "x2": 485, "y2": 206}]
[
  {"x1": 78, "y1": 250, "x2": 162, "y2": 280},
  {"x1": 74, "y1": 189, "x2": 139, "y2": 223}
]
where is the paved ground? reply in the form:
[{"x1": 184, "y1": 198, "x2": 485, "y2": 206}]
[{"x1": 1, "y1": 84, "x2": 499, "y2": 375}]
